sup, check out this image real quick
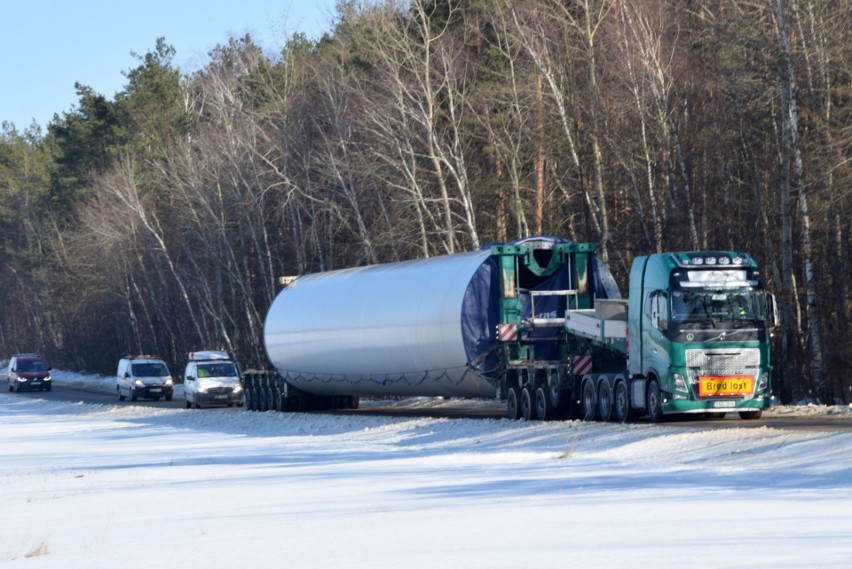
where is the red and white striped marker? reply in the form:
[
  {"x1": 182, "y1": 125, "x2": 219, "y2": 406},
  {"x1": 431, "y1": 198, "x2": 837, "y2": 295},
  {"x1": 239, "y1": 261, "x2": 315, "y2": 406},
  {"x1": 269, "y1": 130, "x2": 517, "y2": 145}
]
[
  {"x1": 497, "y1": 323, "x2": 518, "y2": 342},
  {"x1": 573, "y1": 355, "x2": 593, "y2": 376}
]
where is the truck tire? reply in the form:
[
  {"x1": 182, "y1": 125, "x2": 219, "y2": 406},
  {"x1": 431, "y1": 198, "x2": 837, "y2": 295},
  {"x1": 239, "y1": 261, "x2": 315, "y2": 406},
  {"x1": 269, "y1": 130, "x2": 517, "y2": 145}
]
[
  {"x1": 118, "y1": 387, "x2": 126, "y2": 401},
  {"x1": 647, "y1": 380, "x2": 664, "y2": 423},
  {"x1": 520, "y1": 386, "x2": 535, "y2": 421},
  {"x1": 581, "y1": 378, "x2": 597, "y2": 421},
  {"x1": 739, "y1": 410, "x2": 762, "y2": 420},
  {"x1": 506, "y1": 387, "x2": 520, "y2": 420},
  {"x1": 613, "y1": 380, "x2": 629, "y2": 423},
  {"x1": 597, "y1": 378, "x2": 612, "y2": 422},
  {"x1": 131, "y1": 389, "x2": 138, "y2": 402},
  {"x1": 535, "y1": 386, "x2": 553, "y2": 421}
]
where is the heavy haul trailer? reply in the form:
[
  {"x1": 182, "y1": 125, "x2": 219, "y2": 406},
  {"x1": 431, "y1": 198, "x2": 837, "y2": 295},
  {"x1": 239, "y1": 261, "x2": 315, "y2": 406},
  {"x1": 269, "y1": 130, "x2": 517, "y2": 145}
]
[{"x1": 242, "y1": 238, "x2": 775, "y2": 422}]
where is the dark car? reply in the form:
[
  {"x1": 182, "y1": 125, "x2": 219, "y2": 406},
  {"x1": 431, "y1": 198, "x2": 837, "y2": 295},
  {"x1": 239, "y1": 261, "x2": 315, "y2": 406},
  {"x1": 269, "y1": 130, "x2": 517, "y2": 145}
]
[{"x1": 7, "y1": 353, "x2": 52, "y2": 392}]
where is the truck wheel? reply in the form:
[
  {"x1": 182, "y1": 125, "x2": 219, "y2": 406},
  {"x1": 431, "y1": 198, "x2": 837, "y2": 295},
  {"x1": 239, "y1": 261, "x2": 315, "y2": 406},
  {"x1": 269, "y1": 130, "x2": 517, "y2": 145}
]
[
  {"x1": 520, "y1": 387, "x2": 535, "y2": 420},
  {"x1": 535, "y1": 386, "x2": 553, "y2": 421},
  {"x1": 118, "y1": 387, "x2": 126, "y2": 402},
  {"x1": 131, "y1": 389, "x2": 138, "y2": 402},
  {"x1": 647, "y1": 380, "x2": 664, "y2": 423},
  {"x1": 581, "y1": 379, "x2": 597, "y2": 421},
  {"x1": 597, "y1": 378, "x2": 612, "y2": 422},
  {"x1": 506, "y1": 387, "x2": 520, "y2": 420},
  {"x1": 186, "y1": 398, "x2": 192, "y2": 409},
  {"x1": 165, "y1": 393, "x2": 172, "y2": 402},
  {"x1": 613, "y1": 380, "x2": 629, "y2": 423},
  {"x1": 739, "y1": 410, "x2": 762, "y2": 420}
]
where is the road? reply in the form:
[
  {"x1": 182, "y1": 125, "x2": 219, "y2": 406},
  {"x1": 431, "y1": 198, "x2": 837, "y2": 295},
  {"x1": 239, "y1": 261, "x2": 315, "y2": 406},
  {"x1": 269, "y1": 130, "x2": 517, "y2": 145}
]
[{"x1": 11, "y1": 383, "x2": 852, "y2": 432}]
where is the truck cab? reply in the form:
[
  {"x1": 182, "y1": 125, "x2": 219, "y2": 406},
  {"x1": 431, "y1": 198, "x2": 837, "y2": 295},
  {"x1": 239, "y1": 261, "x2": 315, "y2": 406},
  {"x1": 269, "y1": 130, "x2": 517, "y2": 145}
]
[{"x1": 628, "y1": 251, "x2": 774, "y2": 420}]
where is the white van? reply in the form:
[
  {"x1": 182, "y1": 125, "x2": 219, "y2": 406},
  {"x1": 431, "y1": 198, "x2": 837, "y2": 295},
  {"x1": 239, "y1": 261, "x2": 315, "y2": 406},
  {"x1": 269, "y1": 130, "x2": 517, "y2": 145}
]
[
  {"x1": 116, "y1": 355, "x2": 174, "y2": 402},
  {"x1": 183, "y1": 350, "x2": 243, "y2": 409}
]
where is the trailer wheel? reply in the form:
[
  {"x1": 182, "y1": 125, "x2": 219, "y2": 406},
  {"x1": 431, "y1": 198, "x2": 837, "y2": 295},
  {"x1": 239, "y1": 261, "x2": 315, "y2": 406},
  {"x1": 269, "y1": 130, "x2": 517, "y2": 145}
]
[
  {"x1": 273, "y1": 387, "x2": 283, "y2": 412},
  {"x1": 647, "y1": 380, "x2": 664, "y2": 423},
  {"x1": 613, "y1": 380, "x2": 629, "y2": 423},
  {"x1": 520, "y1": 387, "x2": 535, "y2": 421},
  {"x1": 581, "y1": 379, "x2": 597, "y2": 421},
  {"x1": 597, "y1": 378, "x2": 613, "y2": 422},
  {"x1": 535, "y1": 386, "x2": 553, "y2": 421},
  {"x1": 738, "y1": 410, "x2": 762, "y2": 420},
  {"x1": 506, "y1": 387, "x2": 520, "y2": 420}
]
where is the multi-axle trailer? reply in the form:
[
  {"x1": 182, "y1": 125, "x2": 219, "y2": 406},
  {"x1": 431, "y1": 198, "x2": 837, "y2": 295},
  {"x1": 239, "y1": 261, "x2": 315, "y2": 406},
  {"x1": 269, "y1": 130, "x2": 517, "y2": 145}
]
[{"x1": 242, "y1": 237, "x2": 775, "y2": 422}]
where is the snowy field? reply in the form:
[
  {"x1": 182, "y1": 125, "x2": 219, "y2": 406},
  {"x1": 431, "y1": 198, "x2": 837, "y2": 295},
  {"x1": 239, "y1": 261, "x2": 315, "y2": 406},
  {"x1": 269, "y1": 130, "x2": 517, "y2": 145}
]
[{"x1": 2, "y1": 370, "x2": 851, "y2": 567}]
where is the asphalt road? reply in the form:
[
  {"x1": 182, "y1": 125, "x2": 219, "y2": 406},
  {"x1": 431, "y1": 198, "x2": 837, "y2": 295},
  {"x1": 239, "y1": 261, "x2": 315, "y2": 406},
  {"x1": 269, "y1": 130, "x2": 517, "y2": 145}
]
[{"x1": 9, "y1": 383, "x2": 852, "y2": 432}]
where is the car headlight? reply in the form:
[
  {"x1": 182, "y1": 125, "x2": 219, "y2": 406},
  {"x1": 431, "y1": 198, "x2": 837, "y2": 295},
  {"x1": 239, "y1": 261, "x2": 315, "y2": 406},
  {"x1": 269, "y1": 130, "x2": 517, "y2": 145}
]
[
  {"x1": 45, "y1": 376, "x2": 51, "y2": 381},
  {"x1": 165, "y1": 378, "x2": 174, "y2": 387},
  {"x1": 674, "y1": 373, "x2": 687, "y2": 392},
  {"x1": 233, "y1": 385, "x2": 243, "y2": 394}
]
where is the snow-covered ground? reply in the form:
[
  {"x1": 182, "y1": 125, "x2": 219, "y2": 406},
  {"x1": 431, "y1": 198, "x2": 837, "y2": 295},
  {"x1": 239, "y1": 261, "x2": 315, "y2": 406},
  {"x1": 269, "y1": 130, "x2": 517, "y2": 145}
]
[{"x1": 2, "y1": 370, "x2": 851, "y2": 567}]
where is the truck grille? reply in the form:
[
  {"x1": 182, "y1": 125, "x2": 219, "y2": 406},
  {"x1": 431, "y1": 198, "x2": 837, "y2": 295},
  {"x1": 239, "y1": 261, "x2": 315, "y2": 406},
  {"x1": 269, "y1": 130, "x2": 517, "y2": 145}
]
[{"x1": 685, "y1": 348, "x2": 761, "y2": 397}]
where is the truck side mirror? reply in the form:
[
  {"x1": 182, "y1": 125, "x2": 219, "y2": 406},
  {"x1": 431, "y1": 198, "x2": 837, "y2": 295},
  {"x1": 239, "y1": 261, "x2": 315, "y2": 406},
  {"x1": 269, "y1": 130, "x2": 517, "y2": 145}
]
[
  {"x1": 186, "y1": 376, "x2": 195, "y2": 381},
  {"x1": 767, "y1": 292, "x2": 779, "y2": 332}
]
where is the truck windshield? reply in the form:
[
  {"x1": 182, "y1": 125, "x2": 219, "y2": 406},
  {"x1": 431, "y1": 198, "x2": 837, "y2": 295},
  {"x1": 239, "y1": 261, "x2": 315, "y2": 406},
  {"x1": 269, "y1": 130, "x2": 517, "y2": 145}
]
[
  {"x1": 197, "y1": 363, "x2": 237, "y2": 378},
  {"x1": 671, "y1": 289, "x2": 763, "y2": 322},
  {"x1": 132, "y1": 363, "x2": 169, "y2": 376}
]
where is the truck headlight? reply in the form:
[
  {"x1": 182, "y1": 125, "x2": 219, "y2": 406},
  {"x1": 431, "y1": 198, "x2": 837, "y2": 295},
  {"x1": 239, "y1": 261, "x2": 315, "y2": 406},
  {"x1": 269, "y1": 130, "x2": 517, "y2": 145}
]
[
  {"x1": 674, "y1": 373, "x2": 687, "y2": 392},
  {"x1": 165, "y1": 378, "x2": 174, "y2": 387},
  {"x1": 757, "y1": 374, "x2": 768, "y2": 391},
  {"x1": 134, "y1": 380, "x2": 145, "y2": 388},
  {"x1": 233, "y1": 384, "x2": 243, "y2": 394}
]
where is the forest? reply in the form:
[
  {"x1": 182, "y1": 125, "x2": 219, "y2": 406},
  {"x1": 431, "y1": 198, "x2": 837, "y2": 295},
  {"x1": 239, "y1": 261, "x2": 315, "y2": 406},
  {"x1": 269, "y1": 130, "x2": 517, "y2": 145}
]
[{"x1": 0, "y1": 0, "x2": 849, "y2": 403}]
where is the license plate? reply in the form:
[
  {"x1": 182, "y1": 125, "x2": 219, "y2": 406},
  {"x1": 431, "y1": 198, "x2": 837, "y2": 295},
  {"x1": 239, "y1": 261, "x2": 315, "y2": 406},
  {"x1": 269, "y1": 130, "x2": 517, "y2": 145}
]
[
  {"x1": 713, "y1": 401, "x2": 736, "y2": 408},
  {"x1": 699, "y1": 376, "x2": 753, "y2": 397},
  {"x1": 31, "y1": 381, "x2": 41, "y2": 385},
  {"x1": 214, "y1": 395, "x2": 228, "y2": 400},
  {"x1": 149, "y1": 388, "x2": 162, "y2": 393}
]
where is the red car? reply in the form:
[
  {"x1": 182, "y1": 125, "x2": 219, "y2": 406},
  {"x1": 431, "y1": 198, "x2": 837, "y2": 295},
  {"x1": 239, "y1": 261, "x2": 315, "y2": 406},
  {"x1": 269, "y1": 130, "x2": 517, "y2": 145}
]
[{"x1": 7, "y1": 353, "x2": 52, "y2": 392}]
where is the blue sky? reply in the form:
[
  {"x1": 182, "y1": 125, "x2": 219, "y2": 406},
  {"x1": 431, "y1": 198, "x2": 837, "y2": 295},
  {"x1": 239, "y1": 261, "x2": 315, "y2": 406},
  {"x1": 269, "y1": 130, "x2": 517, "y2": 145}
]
[{"x1": 1, "y1": 1, "x2": 337, "y2": 130}]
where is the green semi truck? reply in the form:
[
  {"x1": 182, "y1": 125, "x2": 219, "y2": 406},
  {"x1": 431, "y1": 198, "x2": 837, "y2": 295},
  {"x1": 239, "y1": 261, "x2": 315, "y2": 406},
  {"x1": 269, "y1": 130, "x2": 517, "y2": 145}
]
[
  {"x1": 252, "y1": 237, "x2": 775, "y2": 422},
  {"x1": 493, "y1": 240, "x2": 776, "y2": 422}
]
